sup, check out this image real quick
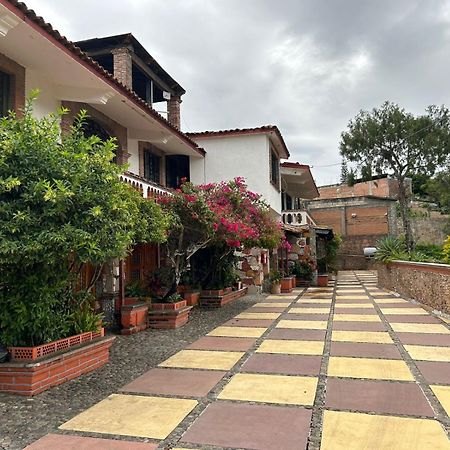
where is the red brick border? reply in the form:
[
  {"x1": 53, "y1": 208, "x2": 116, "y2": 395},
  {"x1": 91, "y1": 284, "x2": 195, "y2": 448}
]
[{"x1": 0, "y1": 336, "x2": 115, "y2": 396}]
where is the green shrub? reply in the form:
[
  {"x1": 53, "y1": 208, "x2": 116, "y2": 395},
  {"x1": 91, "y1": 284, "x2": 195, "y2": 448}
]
[
  {"x1": 292, "y1": 261, "x2": 314, "y2": 281},
  {"x1": 0, "y1": 98, "x2": 168, "y2": 346},
  {"x1": 269, "y1": 270, "x2": 282, "y2": 284},
  {"x1": 443, "y1": 236, "x2": 450, "y2": 264},
  {"x1": 374, "y1": 236, "x2": 407, "y2": 263}
]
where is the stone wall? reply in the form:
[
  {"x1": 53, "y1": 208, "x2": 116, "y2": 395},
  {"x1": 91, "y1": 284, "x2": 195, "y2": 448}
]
[
  {"x1": 376, "y1": 261, "x2": 450, "y2": 314},
  {"x1": 394, "y1": 214, "x2": 449, "y2": 245},
  {"x1": 338, "y1": 234, "x2": 385, "y2": 270}
]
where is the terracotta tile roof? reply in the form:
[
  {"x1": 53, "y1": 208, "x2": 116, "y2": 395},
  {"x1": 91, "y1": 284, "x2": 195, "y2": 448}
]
[
  {"x1": 5, "y1": 0, "x2": 204, "y2": 156},
  {"x1": 187, "y1": 125, "x2": 290, "y2": 158}
]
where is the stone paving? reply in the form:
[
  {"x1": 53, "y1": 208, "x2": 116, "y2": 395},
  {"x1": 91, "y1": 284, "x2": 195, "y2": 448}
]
[{"x1": 25, "y1": 271, "x2": 450, "y2": 449}]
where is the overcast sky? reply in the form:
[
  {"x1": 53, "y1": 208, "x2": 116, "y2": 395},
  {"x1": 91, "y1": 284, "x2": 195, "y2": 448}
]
[{"x1": 25, "y1": 0, "x2": 450, "y2": 185}]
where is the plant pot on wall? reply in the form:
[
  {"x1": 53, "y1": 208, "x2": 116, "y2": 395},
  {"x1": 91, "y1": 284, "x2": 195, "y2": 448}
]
[{"x1": 317, "y1": 274, "x2": 329, "y2": 287}]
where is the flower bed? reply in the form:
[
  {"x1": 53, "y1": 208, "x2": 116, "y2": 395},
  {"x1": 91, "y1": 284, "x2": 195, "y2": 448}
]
[
  {"x1": 376, "y1": 260, "x2": 450, "y2": 314},
  {"x1": 8, "y1": 329, "x2": 105, "y2": 361}
]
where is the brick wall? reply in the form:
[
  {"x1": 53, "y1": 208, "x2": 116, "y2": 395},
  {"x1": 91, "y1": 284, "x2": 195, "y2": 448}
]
[
  {"x1": 0, "y1": 337, "x2": 114, "y2": 396},
  {"x1": 111, "y1": 47, "x2": 133, "y2": 89},
  {"x1": 377, "y1": 261, "x2": 450, "y2": 314},
  {"x1": 318, "y1": 177, "x2": 409, "y2": 200},
  {"x1": 167, "y1": 95, "x2": 181, "y2": 129}
]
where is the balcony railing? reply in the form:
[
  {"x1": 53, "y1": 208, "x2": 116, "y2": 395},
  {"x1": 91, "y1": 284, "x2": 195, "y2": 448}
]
[
  {"x1": 120, "y1": 171, "x2": 172, "y2": 198},
  {"x1": 282, "y1": 209, "x2": 316, "y2": 226}
]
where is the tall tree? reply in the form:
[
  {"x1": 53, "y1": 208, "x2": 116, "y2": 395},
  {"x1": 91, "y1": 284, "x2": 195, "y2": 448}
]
[{"x1": 340, "y1": 101, "x2": 450, "y2": 250}]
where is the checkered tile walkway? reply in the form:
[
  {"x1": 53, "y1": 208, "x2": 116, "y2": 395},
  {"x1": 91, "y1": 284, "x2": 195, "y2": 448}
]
[{"x1": 26, "y1": 271, "x2": 450, "y2": 449}]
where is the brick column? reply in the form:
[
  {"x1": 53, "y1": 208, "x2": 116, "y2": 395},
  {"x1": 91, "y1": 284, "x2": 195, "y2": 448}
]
[
  {"x1": 112, "y1": 47, "x2": 133, "y2": 90},
  {"x1": 167, "y1": 95, "x2": 182, "y2": 129}
]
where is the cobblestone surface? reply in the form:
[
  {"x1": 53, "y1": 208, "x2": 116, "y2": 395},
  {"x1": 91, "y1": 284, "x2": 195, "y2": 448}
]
[{"x1": 0, "y1": 294, "x2": 264, "y2": 450}]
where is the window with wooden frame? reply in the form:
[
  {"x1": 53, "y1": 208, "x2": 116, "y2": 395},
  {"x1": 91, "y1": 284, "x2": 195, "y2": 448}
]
[
  {"x1": 143, "y1": 148, "x2": 161, "y2": 184},
  {"x1": 0, "y1": 71, "x2": 12, "y2": 117},
  {"x1": 270, "y1": 147, "x2": 280, "y2": 188}
]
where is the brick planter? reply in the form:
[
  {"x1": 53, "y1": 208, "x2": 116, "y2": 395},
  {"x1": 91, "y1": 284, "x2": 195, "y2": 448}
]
[
  {"x1": 201, "y1": 287, "x2": 233, "y2": 297},
  {"x1": 376, "y1": 260, "x2": 450, "y2": 314},
  {"x1": 0, "y1": 336, "x2": 115, "y2": 396},
  {"x1": 184, "y1": 291, "x2": 200, "y2": 307},
  {"x1": 149, "y1": 300, "x2": 192, "y2": 329},
  {"x1": 317, "y1": 274, "x2": 329, "y2": 287},
  {"x1": 200, "y1": 287, "x2": 248, "y2": 308},
  {"x1": 281, "y1": 277, "x2": 294, "y2": 293},
  {"x1": 121, "y1": 298, "x2": 149, "y2": 335},
  {"x1": 8, "y1": 329, "x2": 105, "y2": 361}
]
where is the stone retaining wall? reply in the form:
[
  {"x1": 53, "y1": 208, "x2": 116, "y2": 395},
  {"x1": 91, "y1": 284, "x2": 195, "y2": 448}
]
[{"x1": 376, "y1": 261, "x2": 450, "y2": 314}]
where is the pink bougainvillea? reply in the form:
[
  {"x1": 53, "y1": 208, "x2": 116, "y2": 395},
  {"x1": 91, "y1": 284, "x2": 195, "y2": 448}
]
[{"x1": 158, "y1": 178, "x2": 285, "y2": 296}]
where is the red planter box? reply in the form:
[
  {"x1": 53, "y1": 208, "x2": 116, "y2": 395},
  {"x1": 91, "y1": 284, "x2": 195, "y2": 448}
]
[
  {"x1": 8, "y1": 329, "x2": 105, "y2": 361},
  {"x1": 0, "y1": 336, "x2": 115, "y2": 396},
  {"x1": 184, "y1": 291, "x2": 200, "y2": 307},
  {"x1": 121, "y1": 299, "x2": 149, "y2": 335},
  {"x1": 151, "y1": 300, "x2": 187, "y2": 310},
  {"x1": 317, "y1": 274, "x2": 329, "y2": 287},
  {"x1": 200, "y1": 287, "x2": 248, "y2": 308},
  {"x1": 201, "y1": 287, "x2": 233, "y2": 297},
  {"x1": 148, "y1": 303, "x2": 192, "y2": 329},
  {"x1": 281, "y1": 277, "x2": 294, "y2": 293}
]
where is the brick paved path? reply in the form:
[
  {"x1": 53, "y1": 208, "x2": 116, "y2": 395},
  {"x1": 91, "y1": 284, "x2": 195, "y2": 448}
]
[{"x1": 26, "y1": 271, "x2": 450, "y2": 449}]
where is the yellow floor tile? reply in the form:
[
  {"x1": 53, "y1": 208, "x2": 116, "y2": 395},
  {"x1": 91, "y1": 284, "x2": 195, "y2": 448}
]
[
  {"x1": 288, "y1": 307, "x2": 330, "y2": 314},
  {"x1": 336, "y1": 295, "x2": 369, "y2": 300},
  {"x1": 321, "y1": 410, "x2": 449, "y2": 450},
  {"x1": 328, "y1": 356, "x2": 414, "y2": 381},
  {"x1": 333, "y1": 314, "x2": 381, "y2": 322},
  {"x1": 253, "y1": 302, "x2": 291, "y2": 308},
  {"x1": 236, "y1": 312, "x2": 281, "y2": 319},
  {"x1": 217, "y1": 373, "x2": 318, "y2": 405},
  {"x1": 276, "y1": 320, "x2": 328, "y2": 330},
  {"x1": 159, "y1": 350, "x2": 244, "y2": 370},
  {"x1": 207, "y1": 326, "x2": 267, "y2": 338},
  {"x1": 59, "y1": 394, "x2": 197, "y2": 439},
  {"x1": 381, "y1": 308, "x2": 428, "y2": 315},
  {"x1": 373, "y1": 298, "x2": 409, "y2": 304},
  {"x1": 298, "y1": 299, "x2": 332, "y2": 304},
  {"x1": 266, "y1": 295, "x2": 297, "y2": 300},
  {"x1": 336, "y1": 290, "x2": 366, "y2": 294},
  {"x1": 334, "y1": 303, "x2": 375, "y2": 309},
  {"x1": 390, "y1": 323, "x2": 450, "y2": 334},
  {"x1": 404, "y1": 345, "x2": 450, "y2": 362},
  {"x1": 431, "y1": 385, "x2": 450, "y2": 415},
  {"x1": 256, "y1": 339, "x2": 324, "y2": 355},
  {"x1": 332, "y1": 330, "x2": 393, "y2": 344}
]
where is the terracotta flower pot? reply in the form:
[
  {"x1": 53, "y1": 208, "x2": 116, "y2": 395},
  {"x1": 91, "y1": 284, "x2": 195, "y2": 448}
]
[
  {"x1": 317, "y1": 274, "x2": 329, "y2": 287},
  {"x1": 271, "y1": 283, "x2": 281, "y2": 294}
]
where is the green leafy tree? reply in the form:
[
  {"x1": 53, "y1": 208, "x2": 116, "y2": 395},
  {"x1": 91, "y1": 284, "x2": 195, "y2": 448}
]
[
  {"x1": 346, "y1": 169, "x2": 357, "y2": 187},
  {"x1": 427, "y1": 163, "x2": 450, "y2": 213},
  {"x1": 0, "y1": 98, "x2": 168, "y2": 346},
  {"x1": 340, "y1": 101, "x2": 450, "y2": 251}
]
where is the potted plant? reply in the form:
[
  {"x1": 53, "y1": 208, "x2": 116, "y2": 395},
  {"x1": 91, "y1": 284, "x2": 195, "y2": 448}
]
[
  {"x1": 292, "y1": 260, "x2": 314, "y2": 286},
  {"x1": 316, "y1": 258, "x2": 328, "y2": 287},
  {"x1": 269, "y1": 270, "x2": 282, "y2": 294}
]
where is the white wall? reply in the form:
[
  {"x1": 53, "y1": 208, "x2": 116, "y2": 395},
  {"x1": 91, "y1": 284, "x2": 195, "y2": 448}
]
[
  {"x1": 25, "y1": 70, "x2": 61, "y2": 119},
  {"x1": 190, "y1": 134, "x2": 282, "y2": 215},
  {"x1": 127, "y1": 139, "x2": 140, "y2": 174}
]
